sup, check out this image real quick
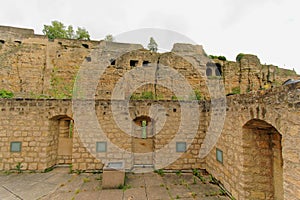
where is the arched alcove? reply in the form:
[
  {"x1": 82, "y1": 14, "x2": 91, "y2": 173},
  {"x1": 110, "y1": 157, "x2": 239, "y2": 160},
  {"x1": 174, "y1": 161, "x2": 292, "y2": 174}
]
[
  {"x1": 132, "y1": 115, "x2": 154, "y2": 167},
  {"x1": 215, "y1": 63, "x2": 222, "y2": 76},
  {"x1": 50, "y1": 115, "x2": 74, "y2": 165},
  {"x1": 242, "y1": 119, "x2": 283, "y2": 200}
]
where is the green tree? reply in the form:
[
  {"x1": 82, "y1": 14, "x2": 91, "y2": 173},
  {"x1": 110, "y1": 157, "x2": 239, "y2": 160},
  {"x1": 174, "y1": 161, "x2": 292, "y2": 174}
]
[
  {"x1": 147, "y1": 37, "x2": 158, "y2": 52},
  {"x1": 43, "y1": 21, "x2": 90, "y2": 40},
  {"x1": 76, "y1": 27, "x2": 90, "y2": 40},
  {"x1": 104, "y1": 34, "x2": 114, "y2": 42},
  {"x1": 43, "y1": 21, "x2": 67, "y2": 39},
  {"x1": 66, "y1": 25, "x2": 75, "y2": 39}
]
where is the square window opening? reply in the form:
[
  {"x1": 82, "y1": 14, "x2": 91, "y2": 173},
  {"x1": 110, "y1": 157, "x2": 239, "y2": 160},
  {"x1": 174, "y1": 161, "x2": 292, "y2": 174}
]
[
  {"x1": 10, "y1": 142, "x2": 22, "y2": 152},
  {"x1": 96, "y1": 142, "x2": 107, "y2": 152},
  {"x1": 176, "y1": 142, "x2": 186, "y2": 152}
]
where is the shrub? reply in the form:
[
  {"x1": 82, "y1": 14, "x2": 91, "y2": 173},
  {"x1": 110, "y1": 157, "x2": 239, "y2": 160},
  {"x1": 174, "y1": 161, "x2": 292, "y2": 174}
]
[
  {"x1": 15, "y1": 162, "x2": 23, "y2": 173},
  {"x1": 141, "y1": 91, "x2": 154, "y2": 99},
  {"x1": 130, "y1": 91, "x2": 154, "y2": 100},
  {"x1": 209, "y1": 55, "x2": 217, "y2": 59},
  {"x1": 218, "y1": 56, "x2": 226, "y2": 61},
  {"x1": 154, "y1": 169, "x2": 165, "y2": 176},
  {"x1": 0, "y1": 89, "x2": 14, "y2": 98},
  {"x1": 236, "y1": 53, "x2": 245, "y2": 62},
  {"x1": 189, "y1": 90, "x2": 202, "y2": 100},
  {"x1": 209, "y1": 55, "x2": 227, "y2": 61}
]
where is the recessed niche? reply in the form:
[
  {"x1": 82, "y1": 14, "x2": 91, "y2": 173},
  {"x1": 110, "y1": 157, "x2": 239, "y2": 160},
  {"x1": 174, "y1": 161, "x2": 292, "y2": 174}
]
[
  {"x1": 142, "y1": 61, "x2": 150, "y2": 66},
  {"x1": 216, "y1": 63, "x2": 222, "y2": 76},
  {"x1": 85, "y1": 57, "x2": 91, "y2": 62},
  {"x1": 82, "y1": 44, "x2": 89, "y2": 49},
  {"x1": 110, "y1": 59, "x2": 116, "y2": 65},
  {"x1": 130, "y1": 60, "x2": 138, "y2": 67}
]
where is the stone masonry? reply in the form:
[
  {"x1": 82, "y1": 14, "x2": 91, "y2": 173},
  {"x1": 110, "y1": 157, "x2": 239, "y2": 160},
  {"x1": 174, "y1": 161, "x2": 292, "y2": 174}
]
[{"x1": 0, "y1": 26, "x2": 300, "y2": 200}]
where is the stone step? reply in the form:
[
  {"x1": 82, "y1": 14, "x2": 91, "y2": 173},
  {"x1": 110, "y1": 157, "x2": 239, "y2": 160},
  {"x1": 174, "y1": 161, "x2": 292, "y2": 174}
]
[{"x1": 132, "y1": 164, "x2": 155, "y2": 173}]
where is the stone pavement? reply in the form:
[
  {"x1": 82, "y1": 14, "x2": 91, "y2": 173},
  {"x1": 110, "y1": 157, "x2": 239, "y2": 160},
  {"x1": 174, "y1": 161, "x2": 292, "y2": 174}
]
[{"x1": 0, "y1": 168, "x2": 230, "y2": 200}]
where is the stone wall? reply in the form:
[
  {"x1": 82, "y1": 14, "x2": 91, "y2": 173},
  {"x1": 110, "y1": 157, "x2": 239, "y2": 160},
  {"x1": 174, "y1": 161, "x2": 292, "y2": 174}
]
[
  {"x1": 0, "y1": 99, "x2": 207, "y2": 171},
  {"x1": 213, "y1": 54, "x2": 299, "y2": 95},
  {"x1": 1, "y1": 26, "x2": 300, "y2": 200},
  {"x1": 0, "y1": 26, "x2": 34, "y2": 40},
  {"x1": 206, "y1": 83, "x2": 300, "y2": 200},
  {"x1": 0, "y1": 99, "x2": 70, "y2": 170},
  {"x1": 1, "y1": 25, "x2": 299, "y2": 101},
  {"x1": 0, "y1": 83, "x2": 299, "y2": 199}
]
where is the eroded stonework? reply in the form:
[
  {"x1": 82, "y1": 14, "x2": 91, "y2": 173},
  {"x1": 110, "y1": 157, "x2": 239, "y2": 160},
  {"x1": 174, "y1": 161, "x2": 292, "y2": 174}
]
[{"x1": 1, "y1": 26, "x2": 300, "y2": 200}]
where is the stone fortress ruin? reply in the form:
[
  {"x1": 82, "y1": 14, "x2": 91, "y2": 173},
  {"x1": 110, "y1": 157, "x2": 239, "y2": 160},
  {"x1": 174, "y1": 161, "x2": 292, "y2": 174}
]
[{"x1": 0, "y1": 26, "x2": 300, "y2": 199}]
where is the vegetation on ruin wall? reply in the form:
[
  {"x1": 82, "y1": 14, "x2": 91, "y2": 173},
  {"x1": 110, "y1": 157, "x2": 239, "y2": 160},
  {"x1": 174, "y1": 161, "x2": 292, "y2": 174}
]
[
  {"x1": 171, "y1": 89, "x2": 202, "y2": 101},
  {"x1": 49, "y1": 66, "x2": 79, "y2": 99},
  {"x1": 0, "y1": 89, "x2": 14, "y2": 98},
  {"x1": 236, "y1": 53, "x2": 245, "y2": 62},
  {"x1": 276, "y1": 67, "x2": 298, "y2": 76},
  {"x1": 130, "y1": 90, "x2": 202, "y2": 101},
  {"x1": 231, "y1": 87, "x2": 241, "y2": 95},
  {"x1": 209, "y1": 55, "x2": 227, "y2": 61},
  {"x1": 191, "y1": 89, "x2": 202, "y2": 100},
  {"x1": 43, "y1": 21, "x2": 90, "y2": 40}
]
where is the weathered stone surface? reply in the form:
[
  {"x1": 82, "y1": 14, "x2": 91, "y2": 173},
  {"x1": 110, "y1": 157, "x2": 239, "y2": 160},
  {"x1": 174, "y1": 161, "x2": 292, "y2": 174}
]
[
  {"x1": 0, "y1": 26, "x2": 298, "y2": 100},
  {"x1": 1, "y1": 25, "x2": 300, "y2": 200}
]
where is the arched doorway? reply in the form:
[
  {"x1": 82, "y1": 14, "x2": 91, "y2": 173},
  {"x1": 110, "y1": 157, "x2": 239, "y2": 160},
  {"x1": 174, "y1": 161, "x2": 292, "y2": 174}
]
[
  {"x1": 132, "y1": 116, "x2": 154, "y2": 167},
  {"x1": 215, "y1": 63, "x2": 222, "y2": 76},
  {"x1": 242, "y1": 119, "x2": 283, "y2": 200},
  {"x1": 51, "y1": 115, "x2": 74, "y2": 165}
]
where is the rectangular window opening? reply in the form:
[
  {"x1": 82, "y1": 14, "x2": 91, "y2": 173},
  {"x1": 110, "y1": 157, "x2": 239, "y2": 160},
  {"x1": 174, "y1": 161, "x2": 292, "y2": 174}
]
[
  {"x1": 216, "y1": 148, "x2": 223, "y2": 164},
  {"x1": 142, "y1": 61, "x2": 150, "y2": 66},
  {"x1": 130, "y1": 60, "x2": 138, "y2": 67}
]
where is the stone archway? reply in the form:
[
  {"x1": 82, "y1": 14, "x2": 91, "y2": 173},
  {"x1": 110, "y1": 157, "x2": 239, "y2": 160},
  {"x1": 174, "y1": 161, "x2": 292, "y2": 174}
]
[{"x1": 242, "y1": 119, "x2": 283, "y2": 200}]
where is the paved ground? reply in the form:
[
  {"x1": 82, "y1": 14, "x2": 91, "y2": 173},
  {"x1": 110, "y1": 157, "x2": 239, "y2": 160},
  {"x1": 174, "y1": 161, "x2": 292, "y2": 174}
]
[{"x1": 0, "y1": 168, "x2": 230, "y2": 200}]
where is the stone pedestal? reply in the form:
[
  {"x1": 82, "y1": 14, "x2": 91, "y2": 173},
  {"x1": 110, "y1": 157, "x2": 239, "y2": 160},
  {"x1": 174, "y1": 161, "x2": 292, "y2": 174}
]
[{"x1": 102, "y1": 161, "x2": 125, "y2": 189}]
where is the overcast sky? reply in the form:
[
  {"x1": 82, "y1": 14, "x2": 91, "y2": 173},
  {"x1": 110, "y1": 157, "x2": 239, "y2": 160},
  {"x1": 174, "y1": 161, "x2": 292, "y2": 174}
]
[{"x1": 1, "y1": 0, "x2": 299, "y2": 73}]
